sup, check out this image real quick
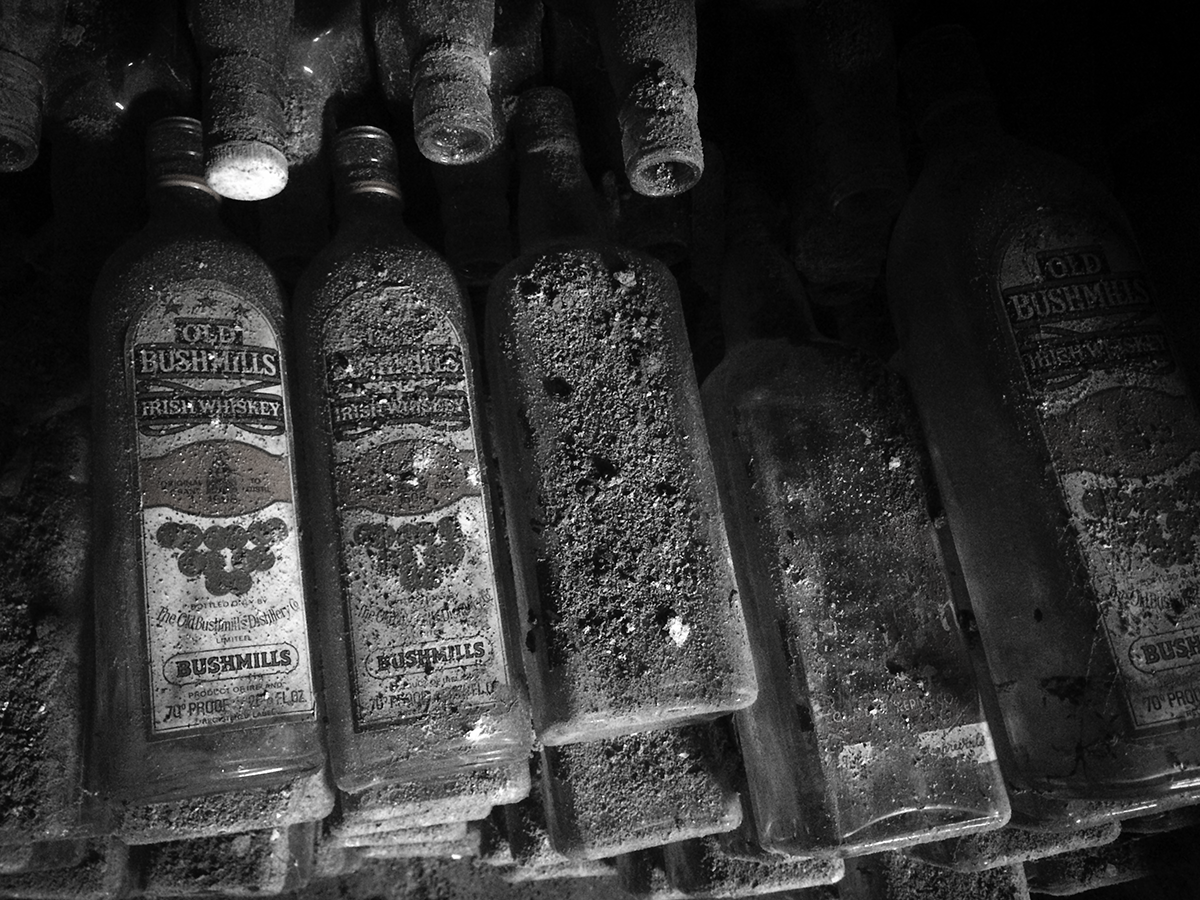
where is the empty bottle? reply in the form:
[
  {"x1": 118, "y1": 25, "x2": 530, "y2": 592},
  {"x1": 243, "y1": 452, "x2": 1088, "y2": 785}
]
[
  {"x1": 705, "y1": 175, "x2": 1009, "y2": 855},
  {"x1": 292, "y1": 125, "x2": 532, "y2": 793},
  {"x1": 485, "y1": 86, "x2": 756, "y2": 745},
  {"x1": 888, "y1": 26, "x2": 1200, "y2": 798},
  {"x1": 90, "y1": 117, "x2": 324, "y2": 803}
]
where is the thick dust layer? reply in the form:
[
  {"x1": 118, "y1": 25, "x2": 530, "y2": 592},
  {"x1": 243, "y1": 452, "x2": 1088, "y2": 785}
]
[
  {"x1": 490, "y1": 247, "x2": 752, "y2": 735},
  {"x1": 540, "y1": 722, "x2": 740, "y2": 858}
]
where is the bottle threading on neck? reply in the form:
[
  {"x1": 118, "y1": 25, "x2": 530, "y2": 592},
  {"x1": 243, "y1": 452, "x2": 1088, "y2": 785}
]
[
  {"x1": 900, "y1": 25, "x2": 1003, "y2": 149},
  {"x1": 146, "y1": 116, "x2": 222, "y2": 213},
  {"x1": 332, "y1": 126, "x2": 405, "y2": 221}
]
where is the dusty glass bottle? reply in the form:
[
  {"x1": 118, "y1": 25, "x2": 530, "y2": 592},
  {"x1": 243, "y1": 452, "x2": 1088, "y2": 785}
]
[
  {"x1": 90, "y1": 117, "x2": 324, "y2": 803},
  {"x1": 888, "y1": 26, "x2": 1200, "y2": 798},
  {"x1": 292, "y1": 126, "x2": 532, "y2": 793},
  {"x1": 485, "y1": 86, "x2": 756, "y2": 745},
  {"x1": 188, "y1": 0, "x2": 292, "y2": 200},
  {"x1": 0, "y1": 0, "x2": 64, "y2": 171},
  {"x1": 705, "y1": 178, "x2": 1008, "y2": 855},
  {"x1": 589, "y1": 0, "x2": 703, "y2": 196}
]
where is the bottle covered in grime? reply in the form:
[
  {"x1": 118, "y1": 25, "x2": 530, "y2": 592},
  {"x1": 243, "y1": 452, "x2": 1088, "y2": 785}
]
[
  {"x1": 485, "y1": 86, "x2": 756, "y2": 745},
  {"x1": 703, "y1": 173, "x2": 1008, "y2": 856},
  {"x1": 89, "y1": 117, "x2": 324, "y2": 804},
  {"x1": 292, "y1": 126, "x2": 532, "y2": 793},
  {"x1": 888, "y1": 26, "x2": 1200, "y2": 798}
]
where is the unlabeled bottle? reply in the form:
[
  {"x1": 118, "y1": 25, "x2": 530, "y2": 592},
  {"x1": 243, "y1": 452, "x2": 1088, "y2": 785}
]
[
  {"x1": 0, "y1": 0, "x2": 64, "y2": 171},
  {"x1": 485, "y1": 87, "x2": 756, "y2": 745},
  {"x1": 90, "y1": 117, "x2": 324, "y2": 803},
  {"x1": 589, "y1": 0, "x2": 703, "y2": 196},
  {"x1": 371, "y1": 0, "x2": 498, "y2": 165},
  {"x1": 705, "y1": 176, "x2": 1009, "y2": 855},
  {"x1": 188, "y1": 0, "x2": 293, "y2": 200},
  {"x1": 292, "y1": 125, "x2": 532, "y2": 793},
  {"x1": 888, "y1": 26, "x2": 1200, "y2": 798}
]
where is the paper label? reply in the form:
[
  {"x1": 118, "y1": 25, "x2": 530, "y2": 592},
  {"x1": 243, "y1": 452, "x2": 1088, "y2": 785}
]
[
  {"x1": 997, "y1": 221, "x2": 1200, "y2": 732},
  {"x1": 129, "y1": 282, "x2": 316, "y2": 737},
  {"x1": 323, "y1": 289, "x2": 509, "y2": 730}
]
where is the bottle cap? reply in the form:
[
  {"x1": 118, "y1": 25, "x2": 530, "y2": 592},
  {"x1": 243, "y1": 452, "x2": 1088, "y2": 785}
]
[
  {"x1": 201, "y1": 55, "x2": 289, "y2": 200},
  {"x1": 0, "y1": 50, "x2": 44, "y2": 172},
  {"x1": 205, "y1": 139, "x2": 289, "y2": 201},
  {"x1": 412, "y1": 41, "x2": 496, "y2": 165},
  {"x1": 899, "y1": 25, "x2": 995, "y2": 133},
  {"x1": 146, "y1": 116, "x2": 220, "y2": 197},
  {"x1": 333, "y1": 126, "x2": 402, "y2": 200},
  {"x1": 618, "y1": 66, "x2": 704, "y2": 198}
]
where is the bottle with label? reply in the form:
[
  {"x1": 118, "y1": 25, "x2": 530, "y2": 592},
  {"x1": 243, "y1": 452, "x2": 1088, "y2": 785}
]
[
  {"x1": 705, "y1": 174, "x2": 1009, "y2": 855},
  {"x1": 888, "y1": 25, "x2": 1200, "y2": 798},
  {"x1": 292, "y1": 125, "x2": 532, "y2": 793},
  {"x1": 485, "y1": 86, "x2": 756, "y2": 745},
  {"x1": 188, "y1": 0, "x2": 293, "y2": 200},
  {"x1": 90, "y1": 116, "x2": 325, "y2": 803}
]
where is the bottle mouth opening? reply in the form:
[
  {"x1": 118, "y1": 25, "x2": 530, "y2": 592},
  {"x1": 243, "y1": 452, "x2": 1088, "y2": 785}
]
[
  {"x1": 628, "y1": 152, "x2": 703, "y2": 198},
  {"x1": 205, "y1": 140, "x2": 289, "y2": 201},
  {"x1": 415, "y1": 112, "x2": 496, "y2": 166},
  {"x1": 0, "y1": 128, "x2": 38, "y2": 172}
]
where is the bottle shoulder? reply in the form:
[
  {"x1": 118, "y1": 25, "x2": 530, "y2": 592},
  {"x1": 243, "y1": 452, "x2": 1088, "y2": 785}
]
[
  {"x1": 91, "y1": 220, "x2": 284, "y2": 332},
  {"x1": 292, "y1": 227, "x2": 471, "y2": 339},
  {"x1": 901, "y1": 135, "x2": 1132, "y2": 263}
]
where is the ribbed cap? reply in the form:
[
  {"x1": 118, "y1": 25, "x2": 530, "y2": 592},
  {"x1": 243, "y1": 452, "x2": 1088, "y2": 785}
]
[
  {"x1": 147, "y1": 117, "x2": 220, "y2": 196},
  {"x1": 333, "y1": 126, "x2": 403, "y2": 201},
  {"x1": 899, "y1": 25, "x2": 995, "y2": 132},
  {"x1": 0, "y1": 50, "x2": 44, "y2": 172}
]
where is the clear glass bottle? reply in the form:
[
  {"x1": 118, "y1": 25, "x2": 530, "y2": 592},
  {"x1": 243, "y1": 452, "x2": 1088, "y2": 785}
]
[
  {"x1": 188, "y1": 0, "x2": 292, "y2": 200},
  {"x1": 292, "y1": 125, "x2": 532, "y2": 793},
  {"x1": 888, "y1": 25, "x2": 1200, "y2": 798},
  {"x1": 705, "y1": 177, "x2": 1009, "y2": 855},
  {"x1": 485, "y1": 86, "x2": 756, "y2": 745},
  {"x1": 89, "y1": 116, "x2": 324, "y2": 803}
]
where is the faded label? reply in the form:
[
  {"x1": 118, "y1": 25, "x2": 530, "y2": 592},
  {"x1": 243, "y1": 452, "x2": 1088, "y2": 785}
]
[
  {"x1": 129, "y1": 283, "x2": 316, "y2": 737},
  {"x1": 324, "y1": 289, "x2": 509, "y2": 730},
  {"x1": 997, "y1": 222, "x2": 1200, "y2": 732}
]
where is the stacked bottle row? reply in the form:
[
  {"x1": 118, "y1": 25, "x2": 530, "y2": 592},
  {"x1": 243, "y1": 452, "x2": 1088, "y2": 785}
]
[{"x1": 3, "y1": 3, "x2": 1200, "y2": 899}]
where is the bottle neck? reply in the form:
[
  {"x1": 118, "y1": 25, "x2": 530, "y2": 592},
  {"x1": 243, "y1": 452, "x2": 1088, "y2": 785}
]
[
  {"x1": 517, "y1": 143, "x2": 605, "y2": 253},
  {"x1": 335, "y1": 181, "x2": 405, "y2": 225},
  {"x1": 147, "y1": 177, "x2": 222, "y2": 220},
  {"x1": 720, "y1": 179, "x2": 813, "y2": 348},
  {"x1": 916, "y1": 95, "x2": 1004, "y2": 152}
]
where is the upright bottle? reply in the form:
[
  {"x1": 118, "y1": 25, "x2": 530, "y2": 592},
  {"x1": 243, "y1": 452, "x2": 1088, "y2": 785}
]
[
  {"x1": 90, "y1": 117, "x2": 324, "y2": 803},
  {"x1": 888, "y1": 26, "x2": 1200, "y2": 798},
  {"x1": 485, "y1": 87, "x2": 756, "y2": 745},
  {"x1": 292, "y1": 126, "x2": 532, "y2": 793},
  {"x1": 705, "y1": 176, "x2": 1008, "y2": 855}
]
